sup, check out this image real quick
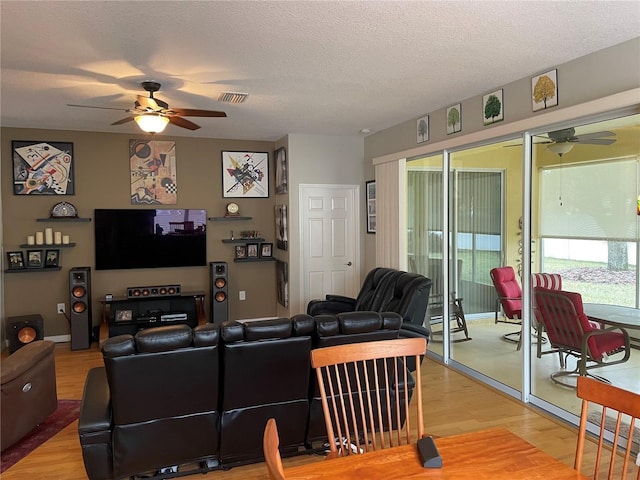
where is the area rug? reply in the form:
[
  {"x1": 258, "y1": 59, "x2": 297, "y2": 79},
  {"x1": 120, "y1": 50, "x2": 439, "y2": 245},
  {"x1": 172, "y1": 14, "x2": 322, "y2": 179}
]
[{"x1": 1, "y1": 399, "x2": 81, "y2": 473}]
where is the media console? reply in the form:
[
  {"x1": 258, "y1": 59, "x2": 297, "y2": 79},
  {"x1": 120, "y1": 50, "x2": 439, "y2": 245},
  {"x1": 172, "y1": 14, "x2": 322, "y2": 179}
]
[{"x1": 99, "y1": 291, "x2": 206, "y2": 343}]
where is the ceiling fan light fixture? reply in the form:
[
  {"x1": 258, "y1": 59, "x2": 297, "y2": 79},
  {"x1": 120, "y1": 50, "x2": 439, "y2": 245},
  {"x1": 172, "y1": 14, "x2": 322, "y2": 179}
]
[
  {"x1": 547, "y1": 143, "x2": 574, "y2": 157},
  {"x1": 135, "y1": 114, "x2": 169, "y2": 133}
]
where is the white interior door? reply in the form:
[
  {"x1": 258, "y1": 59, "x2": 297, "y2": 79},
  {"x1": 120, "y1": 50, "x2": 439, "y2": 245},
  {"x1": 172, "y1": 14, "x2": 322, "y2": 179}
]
[{"x1": 300, "y1": 184, "x2": 360, "y2": 307}]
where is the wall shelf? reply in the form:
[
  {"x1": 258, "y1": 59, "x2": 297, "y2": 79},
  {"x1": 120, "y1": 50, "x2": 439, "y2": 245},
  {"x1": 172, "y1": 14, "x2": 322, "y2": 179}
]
[
  {"x1": 222, "y1": 238, "x2": 265, "y2": 244},
  {"x1": 19, "y1": 242, "x2": 76, "y2": 248},
  {"x1": 37, "y1": 217, "x2": 91, "y2": 222},
  {"x1": 5, "y1": 267, "x2": 62, "y2": 273},
  {"x1": 208, "y1": 216, "x2": 252, "y2": 221},
  {"x1": 234, "y1": 257, "x2": 276, "y2": 263}
]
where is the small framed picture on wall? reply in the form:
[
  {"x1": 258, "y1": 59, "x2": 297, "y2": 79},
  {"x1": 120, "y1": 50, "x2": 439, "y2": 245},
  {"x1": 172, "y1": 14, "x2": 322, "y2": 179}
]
[{"x1": 366, "y1": 180, "x2": 376, "y2": 234}]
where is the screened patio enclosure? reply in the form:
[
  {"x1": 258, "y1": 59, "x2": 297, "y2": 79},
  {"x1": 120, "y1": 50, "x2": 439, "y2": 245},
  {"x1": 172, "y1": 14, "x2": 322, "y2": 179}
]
[{"x1": 405, "y1": 111, "x2": 640, "y2": 423}]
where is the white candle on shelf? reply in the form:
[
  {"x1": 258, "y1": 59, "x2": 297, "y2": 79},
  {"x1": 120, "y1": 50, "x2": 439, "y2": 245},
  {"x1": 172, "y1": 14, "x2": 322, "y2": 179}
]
[
  {"x1": 36, "y1": 231, "x2": 44, "y2": 245},
  {"x1": 45, "y1": 228, "x2": 54, "y2": 245},
  {"x1": 62, "y1": 235, "x2": 70, "y2": 245},
  {"x1": 54, "y1": 231, "x2": 62, "y2": 244},
  {"x1": 27, "y1": 235, "x2": 35, "y2": 245}
]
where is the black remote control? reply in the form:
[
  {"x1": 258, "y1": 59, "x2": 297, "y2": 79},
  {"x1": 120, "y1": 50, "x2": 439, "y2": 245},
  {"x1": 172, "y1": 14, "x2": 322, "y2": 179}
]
[{"x1": 417, "y1": 436, "x2": 442, "y2": 468}]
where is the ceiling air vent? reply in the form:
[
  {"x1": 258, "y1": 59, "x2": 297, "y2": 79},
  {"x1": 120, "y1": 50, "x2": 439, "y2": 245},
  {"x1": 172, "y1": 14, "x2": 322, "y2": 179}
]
[{"x1": 217, "y1": 92, "x2": 249, "y2": 104}]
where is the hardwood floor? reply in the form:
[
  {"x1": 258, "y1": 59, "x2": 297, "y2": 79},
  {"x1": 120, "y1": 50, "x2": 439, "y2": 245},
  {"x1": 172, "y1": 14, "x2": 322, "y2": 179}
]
[{"x1": 1, "y1": 341, "x2": 630, "y2": 479}]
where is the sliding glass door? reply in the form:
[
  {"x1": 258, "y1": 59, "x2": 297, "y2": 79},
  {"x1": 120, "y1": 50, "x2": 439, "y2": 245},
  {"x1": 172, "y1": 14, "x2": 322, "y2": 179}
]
[{"x1": 529, "y1": 114, "x2": 640, "y2": 418}]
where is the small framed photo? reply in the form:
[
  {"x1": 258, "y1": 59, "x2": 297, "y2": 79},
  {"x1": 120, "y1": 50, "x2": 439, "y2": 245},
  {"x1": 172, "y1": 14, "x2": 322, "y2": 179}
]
[
  {"x1": 235, "y1": 245, "x2": 247, "y2": 259},
  {"x1": 26, "y1": 249, "x2": 44, "y2": 268},
  {"x1": 247, "y1": 243, "x2": 259, "y2": 258},
  {"x1": 260, "y1": 242, "x2": 273, "y2": 258},
  {"x1": 115, "y1": 309, "x2": 133, "y2": 322},
  {"x1": 45, "y1": 249, "x2": 60, "y2": 268},
  {"x1": 7, "y1": 251, "x2": 25, "y2": 270},
  {"x1": 416, "y1": 115, "x2": 429, "y2": 143},
  {"x1": 532, "y1": 68, "x2": 558, "y2": 112},
  {"x1": 366, "y1": 180, "x2": 376, "y2": 234}
]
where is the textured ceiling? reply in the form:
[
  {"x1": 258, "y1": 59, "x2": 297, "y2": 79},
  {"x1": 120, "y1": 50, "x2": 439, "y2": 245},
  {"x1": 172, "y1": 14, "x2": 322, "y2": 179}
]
[{"x1": 1, "y1": 1, "x2": 639, "y2": 141}]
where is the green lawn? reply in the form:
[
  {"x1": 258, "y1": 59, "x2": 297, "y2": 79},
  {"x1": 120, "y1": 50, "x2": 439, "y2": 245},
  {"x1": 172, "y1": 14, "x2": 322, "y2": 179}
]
[{"x1": 543, "y1": 257, "x2": 637, "y2": 307}]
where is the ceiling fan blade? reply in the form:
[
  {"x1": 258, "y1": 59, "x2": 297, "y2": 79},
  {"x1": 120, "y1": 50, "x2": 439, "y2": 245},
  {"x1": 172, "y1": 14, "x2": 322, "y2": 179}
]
[
  {"x1": 575, "y1": 138, "x2": 617, "y2": 145},
  {"x1": 169, "y1": 116, "x2": 201, "y2": 130},
  {"x1": 574, "y1": 131, "x2": 616, "y2": 141},
  {"x1": 67, "y1": 104, "x2": 127, "y2": 112},
  {"x1": 111, "y1": 116, "x2": 134, "y2": 126},
  {"x1": 171, "y1": 108, "x2": 227, "y2": 118}
]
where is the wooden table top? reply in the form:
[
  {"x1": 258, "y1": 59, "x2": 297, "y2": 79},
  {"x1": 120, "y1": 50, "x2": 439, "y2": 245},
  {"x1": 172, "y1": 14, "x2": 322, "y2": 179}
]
[{"x1": 284, "y1": 428, "x2": 588, "y2": 479}]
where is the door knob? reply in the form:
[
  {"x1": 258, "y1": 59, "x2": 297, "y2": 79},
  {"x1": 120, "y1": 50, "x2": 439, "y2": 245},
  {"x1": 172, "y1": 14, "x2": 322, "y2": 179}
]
[{"x1": 345, "y1": 261, "x2": 352, "y2": 266}]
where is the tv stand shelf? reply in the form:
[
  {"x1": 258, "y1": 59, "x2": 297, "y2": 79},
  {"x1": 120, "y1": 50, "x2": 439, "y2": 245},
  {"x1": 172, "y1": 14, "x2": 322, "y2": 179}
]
[
  {"x1": 209, "y1": 216, "x2": 252, "y2": 221},
  {"x1": 37, "y1": 217, "x2": 91, "y2": 222},
  {"x1": 19, "y1": 242, "x2": 76, "y2": 248},
  {"x1": 99, "y1": 291, "x2": 206, "y2": 344},
  {"x1": 222, "y1": 238, "x2": 265, "y2": 243}
]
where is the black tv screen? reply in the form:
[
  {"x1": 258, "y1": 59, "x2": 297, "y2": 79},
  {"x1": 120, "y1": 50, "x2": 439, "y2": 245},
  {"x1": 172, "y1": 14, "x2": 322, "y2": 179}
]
[{"x1": 95, "y1": 209, "x2": 207, "y2": 270}]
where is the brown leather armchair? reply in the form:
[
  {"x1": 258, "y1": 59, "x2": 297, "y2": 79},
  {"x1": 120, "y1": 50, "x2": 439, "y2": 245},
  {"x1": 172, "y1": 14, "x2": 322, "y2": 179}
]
[{"x1": 1, "y1": 340, "x2": 57, "y2": 452}]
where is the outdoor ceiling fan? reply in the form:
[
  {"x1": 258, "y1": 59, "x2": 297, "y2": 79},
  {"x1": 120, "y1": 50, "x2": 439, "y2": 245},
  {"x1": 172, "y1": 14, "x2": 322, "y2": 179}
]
[
  {"x1": 67, "y1": 81, "x2": 227, "y2": 133},
  {"x1": 536, "y1": 127, "x2": 616, "y2": 156},
  {"x1": 505, "y1": 127, "x2": 617, "y2": 156}
]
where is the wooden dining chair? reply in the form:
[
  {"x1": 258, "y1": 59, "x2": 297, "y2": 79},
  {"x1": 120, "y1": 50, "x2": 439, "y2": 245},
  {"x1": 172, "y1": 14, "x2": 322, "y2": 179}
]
[
  {"x1": 575, "y1": 376, "x2": 640, "y2": 480},
  {"x1": 263, "y1": 418, "x2": 287, "y2": 480},
  {"x1": 310, "y1": 337, "x2": 427, "y2": 458}
]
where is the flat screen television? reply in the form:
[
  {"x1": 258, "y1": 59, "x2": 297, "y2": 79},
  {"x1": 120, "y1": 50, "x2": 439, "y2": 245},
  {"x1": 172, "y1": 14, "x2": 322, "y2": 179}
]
[{"x1": 95, "y1": 209, "x2": 207, "y2": 270}]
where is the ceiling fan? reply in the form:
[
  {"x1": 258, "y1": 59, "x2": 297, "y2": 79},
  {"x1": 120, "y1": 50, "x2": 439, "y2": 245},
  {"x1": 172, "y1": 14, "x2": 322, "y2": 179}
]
[
  {"x1": 535, "y1": 127, "x2": 616, "y2": 156},
  {"x1": 67, "y1": 81, "x2": 227, "y2": 133},
  {"x1": 505, "y1": 127, "x2": 617, "y2": 156}
]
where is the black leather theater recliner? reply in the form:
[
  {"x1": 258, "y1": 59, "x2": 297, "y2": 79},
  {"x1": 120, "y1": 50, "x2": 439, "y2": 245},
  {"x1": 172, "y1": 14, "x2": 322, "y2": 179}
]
[
  {"x1": 218, "y1": 315, "x2": 315, "y2": 468},
  {"x1": 78, "y1": 324, "x2": 221, "y2": 480},
  {"x1": 306, "y1": 267, "x2": 432, "y2": 344},
  {"x1": 306, "y1": 267, "x2": 397, "y2": 315}
]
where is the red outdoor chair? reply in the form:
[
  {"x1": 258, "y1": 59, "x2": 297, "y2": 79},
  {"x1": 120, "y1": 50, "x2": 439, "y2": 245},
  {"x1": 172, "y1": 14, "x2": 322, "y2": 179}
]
[
  {"x1": 533, "y1": 287, "x2": 631, "y2": 388},
  {"x1": 490, "y1": 266, "x2": 523, "y2": 345},
  {"x1": 531, "y1": 273, "x2": 562, "y2": 359}
]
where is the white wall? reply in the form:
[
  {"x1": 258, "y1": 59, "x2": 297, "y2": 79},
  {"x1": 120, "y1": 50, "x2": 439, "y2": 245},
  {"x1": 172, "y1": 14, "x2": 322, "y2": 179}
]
[{"x1": 287, "y1": 134, "x2": 364, "y2": 314}]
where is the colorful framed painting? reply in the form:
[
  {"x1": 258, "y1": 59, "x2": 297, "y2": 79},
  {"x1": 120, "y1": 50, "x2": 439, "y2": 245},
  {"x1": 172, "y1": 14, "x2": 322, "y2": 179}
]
[
  {"x1": 130, "y1": 139, "x2": 177, "y2": 205},
  {"x1": 532, "y1": 69, "x2": 558, "y2": 112},
  {"x1": 222, "y1": 151, "x2": 269, "y2": 198},
  {"x1": 12, "y1": 141, "x2": 74, "y2": 195},
  {"x1": 483, "y1": 89, "x2": 504, "y2": 126}
]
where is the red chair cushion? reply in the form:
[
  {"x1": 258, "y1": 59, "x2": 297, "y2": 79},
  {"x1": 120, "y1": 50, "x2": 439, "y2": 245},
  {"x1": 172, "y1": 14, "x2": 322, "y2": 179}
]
[{"x1": 490, "y1": 266, "x2": 522, "y2": 319}]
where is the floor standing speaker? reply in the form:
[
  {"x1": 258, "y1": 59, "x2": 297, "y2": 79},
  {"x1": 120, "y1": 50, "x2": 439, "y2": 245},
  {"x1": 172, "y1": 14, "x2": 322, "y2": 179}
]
[
  {"x1": 210, "y1": 261, "x2": 228, "y2": 324},
  {"x1": 6, "y1": 314, "x2": 44, "y2": 353},
  {"x1": 69, "y1": 267, "x2": 92, "y2": 350}
]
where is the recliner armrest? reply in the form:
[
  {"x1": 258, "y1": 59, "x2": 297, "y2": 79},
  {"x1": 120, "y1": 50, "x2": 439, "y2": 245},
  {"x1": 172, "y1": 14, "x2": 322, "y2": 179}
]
[
  {"x1": 78, "y1": 367, "x2": 114, "y2": 480},
  {"x1": 307, "y1": 297, "x2": 356, "y2": 316},
  {"x1": 324, "y1": 294, "x2": 357, "y2": 304},
  {"x1": 78, "y1": 367, "x2": 112, "y2": 438}
]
